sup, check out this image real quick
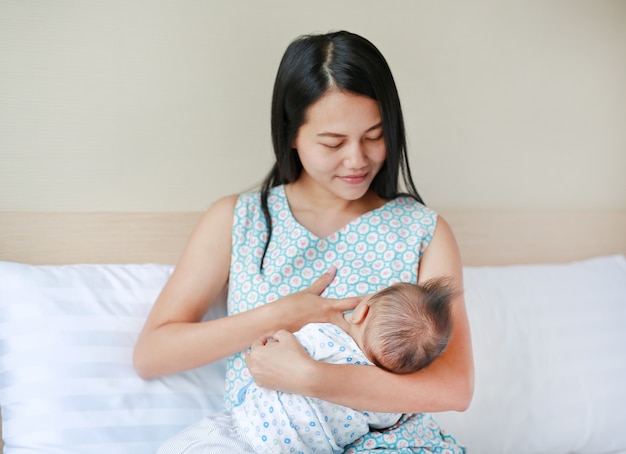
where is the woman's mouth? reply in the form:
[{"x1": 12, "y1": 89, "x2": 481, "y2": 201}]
[{"x1": 338, "y1": 173, "x2": 368, "y2": 185}]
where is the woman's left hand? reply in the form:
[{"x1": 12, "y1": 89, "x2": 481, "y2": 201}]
[{"x1": 246, "y1": 329, "x2": 316, "y2": 394}]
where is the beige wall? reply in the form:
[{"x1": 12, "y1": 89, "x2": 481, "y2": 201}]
[{"x1": 1, "y1": 0, "x2": 625, "y2": 212}]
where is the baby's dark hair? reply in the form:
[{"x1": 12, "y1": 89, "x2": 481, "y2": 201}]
[{"x1": 363, "y1": 278, "x2": 456, "y2": 374}]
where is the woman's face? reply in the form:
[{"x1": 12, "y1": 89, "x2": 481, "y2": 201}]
[{"x1": 292, "y1": 89, "x2": 386, "y2": 201}]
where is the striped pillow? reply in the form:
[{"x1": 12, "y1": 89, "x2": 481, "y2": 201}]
[{"x1": 0, "y1": 262, "x2": 226, "y2": 453}]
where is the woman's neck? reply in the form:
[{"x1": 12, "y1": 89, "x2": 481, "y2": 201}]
[{"x1": 285, "y1": 181, "x2": 385, "y2": 239}]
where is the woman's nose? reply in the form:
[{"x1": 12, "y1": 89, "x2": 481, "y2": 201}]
[{"x1": 343, "y1": 142, "x2": 368, "y2": 169}]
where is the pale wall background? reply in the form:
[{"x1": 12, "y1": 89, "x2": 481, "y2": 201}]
[{"x1": 1, "y1": 0, "x2": 625, "y2": 212}]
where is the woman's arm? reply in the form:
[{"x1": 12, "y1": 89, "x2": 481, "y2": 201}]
[
  {"x1": 133, "y1": 195, "x2": 360, "y2": 379},
  {"x1": 133, "y1": 194, "x2": 239, "y2": 378},
  {"x1": 246, "y1": 215, "x2": 474, "y2": 413}
]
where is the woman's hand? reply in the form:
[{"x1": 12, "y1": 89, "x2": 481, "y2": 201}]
[
  {"x1": 274, "y1": 266, "x2": 362, "y2": 333},
  {"x1": 245, "y1": 267, "x2": 362, "y2": 393},
  {"x1": 246, "y1": 330, "x2": 316, "y2": 393}
]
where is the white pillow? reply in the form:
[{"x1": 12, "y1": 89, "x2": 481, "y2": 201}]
[
  {"x1": 3, "y1": 256, "x2": 626, "y2": 453},
  {"x1": 0, "y1": 262, "x2": 226, "y2": 454},
  {"x1": 436, "y1": 255, "x2": 626, "y2": 454}
]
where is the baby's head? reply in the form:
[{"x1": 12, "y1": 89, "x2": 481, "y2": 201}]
[{"x1": 356, "y1": 279, "x2": 455, "y2": 374}]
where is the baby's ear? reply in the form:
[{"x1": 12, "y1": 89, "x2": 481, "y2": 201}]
[{"x1": 348, "y1": 301, "x2": 370, "y2": 325}]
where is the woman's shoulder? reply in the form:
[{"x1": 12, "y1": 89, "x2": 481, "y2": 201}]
[
  {"x1": 206, "y1": 185, "x2": 278, "y2": 213},
  {"x1": 234, "y1": 185, "x2": 286, "y2": 212},
  {"x1": 385, "y1": 196, "x2": 438, "y2": 218},
  {"x1": 213, "y1": 186, "x2": 286, "y2": 232},
  {"x1": 205, "y1": 193, "x2": 240, "y2": 215},
  {"x1": 194, "y1": 194, "x2": 240, "y2": 232}
]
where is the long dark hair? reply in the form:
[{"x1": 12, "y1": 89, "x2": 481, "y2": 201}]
[{"x1": 259, "y1": 31, "x2": 424, "y2": 268}]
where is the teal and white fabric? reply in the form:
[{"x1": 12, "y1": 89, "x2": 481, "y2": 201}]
[{"x1": 226, "y1": 185, "x2": 464, "y2": 453}]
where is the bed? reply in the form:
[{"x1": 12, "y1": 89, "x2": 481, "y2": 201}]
[{"x1": 1, "y1": 210, "x2": 625, "y2": 453}]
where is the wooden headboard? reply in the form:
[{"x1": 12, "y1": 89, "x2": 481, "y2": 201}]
[{"x1": 1, "y1": 211, "x2": 625, "y2": 266}]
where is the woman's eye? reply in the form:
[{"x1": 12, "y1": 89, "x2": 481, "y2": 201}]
[
  {"x1": 365, "y1": 134, "x2": 383, "y2": 142},
  {"x1": 321, "y1": 142, "x2": 343, "y2": 149}
]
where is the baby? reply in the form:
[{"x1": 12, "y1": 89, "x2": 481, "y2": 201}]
[{"x1": 158, "y1": 278, "x2": 455, "y2": 454}]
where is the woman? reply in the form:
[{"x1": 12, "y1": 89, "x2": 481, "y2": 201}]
[{"x1": 134, "y1": 30, "x2": 473, "y2": 452}]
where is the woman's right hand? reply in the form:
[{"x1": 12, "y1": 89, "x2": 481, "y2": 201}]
[
  {"x1": 134, "y1": 194, "x2": 360, "y2": 380},
  {"x1": 275, "y1": 266, "x2": 362, "y2": 333}
]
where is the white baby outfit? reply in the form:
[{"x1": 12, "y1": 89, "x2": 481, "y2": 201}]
[{"x1": 232, "y1": 322, "x2": 401, "y2": 453}]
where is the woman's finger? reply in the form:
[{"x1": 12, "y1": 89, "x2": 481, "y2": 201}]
[
  {"x1": 246, "y1": 329, "x2": 312, "y2": 392},
  {"x1": 328, "y1": 296, "x2": 362, "y2": 331},
  {"x1": 271, "y1": 329, "x2": 292, "y2": 343},
  {"x1": 332, "y1": 295, "x2": 363, "y2": 312},
  {"x1": 306, "y1": 266, "x2": 337, "y2": 295},
  {"x1": 251, "y1": 335, "x2": 271, "y2": 349}
]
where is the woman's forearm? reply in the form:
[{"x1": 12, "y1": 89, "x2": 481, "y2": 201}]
[
  {"x1": 303, "y1": 286, "x2": 475, "y2": 414},
  {"x1": 305, "y1": 359, "x2": 473, "y2": 414},
  {"x1": 134, "y1": 302, "x2": 287, "y2": 379},
  {"x1": 134, "y1": 268, "x2": 349, "y2": 379}
]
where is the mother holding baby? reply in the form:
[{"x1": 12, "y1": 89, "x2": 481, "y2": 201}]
[{"x1": 134, "y1": 30, "x2": 473, "y2": 452}]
